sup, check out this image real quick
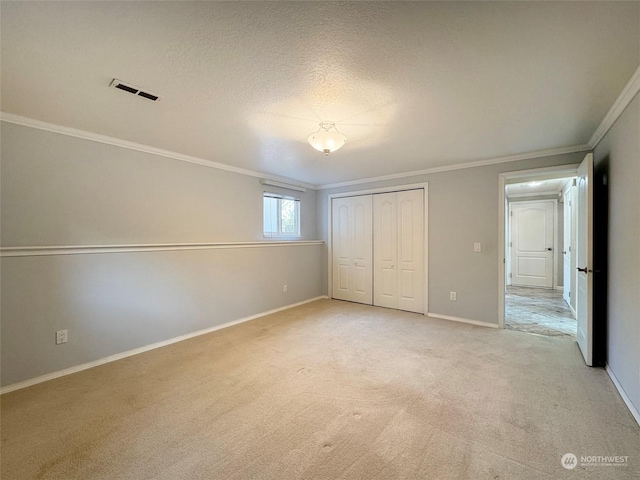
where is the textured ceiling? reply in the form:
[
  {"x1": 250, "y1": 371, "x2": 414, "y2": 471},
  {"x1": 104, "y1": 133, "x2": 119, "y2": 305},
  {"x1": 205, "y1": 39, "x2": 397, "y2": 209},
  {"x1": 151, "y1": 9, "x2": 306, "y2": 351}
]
[{"x1": 2, "y1": 1, "x2": 639, "y2": 186}]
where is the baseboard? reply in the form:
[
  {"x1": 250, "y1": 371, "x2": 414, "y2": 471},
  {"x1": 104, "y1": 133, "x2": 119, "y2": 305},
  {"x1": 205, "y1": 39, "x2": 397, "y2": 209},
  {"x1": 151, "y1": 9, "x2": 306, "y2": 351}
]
[
  {"x1": 427, "y1": 312, "x2": 499, "y2": 329},
  {"x1": 605, "y1": 365, "x2": 640, "y2": 427},
  {"x1": 569, "y1": 303, "x2": 577, "y2": 319},
  {"x1": 0, "y1": 295, "x2": 328, "y2": 395}
]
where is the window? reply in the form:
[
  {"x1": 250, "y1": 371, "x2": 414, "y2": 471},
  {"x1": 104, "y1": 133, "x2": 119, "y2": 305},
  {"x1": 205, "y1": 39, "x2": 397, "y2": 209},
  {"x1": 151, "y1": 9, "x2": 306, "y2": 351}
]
[{"x1": 263, "y1": 193, "x2": 300, "y2": 238}]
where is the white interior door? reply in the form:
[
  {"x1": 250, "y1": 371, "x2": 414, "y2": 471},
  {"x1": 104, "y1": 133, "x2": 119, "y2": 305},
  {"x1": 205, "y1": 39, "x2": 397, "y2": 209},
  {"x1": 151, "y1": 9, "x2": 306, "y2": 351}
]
[
  {"x1": 373, "y1": 193, "x2": 398, "y2": 309},
  {"x1": 510, "y1": 201, "x2": 555, "y2": 288},
  {"x1": 576, "y1": 154, "x2": 594, "y2": 366},
  {"x1": 396, "y1": 190, "x2": 425, "y2": 313},
  {"x1": 332, "y1": 195, "x2": 373, "y2": 304},
  {"x1": 506, "y1": 197, "x2": 512, "y2": 286},
  {"x1": 562, "y1": 186, "x2": 572, "y2": 305},
  {"x1": 570, "y1": 183, "x2": 578, "y2": 313},
  {"x1": 373, "y1": 190, "x2": 424, "y2": 313}
]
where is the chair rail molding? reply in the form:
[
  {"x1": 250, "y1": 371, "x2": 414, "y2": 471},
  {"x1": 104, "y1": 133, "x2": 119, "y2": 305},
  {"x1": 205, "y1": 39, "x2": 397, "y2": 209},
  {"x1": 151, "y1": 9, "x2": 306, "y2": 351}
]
[{"x1": 0, "y1": 240, "x2": 324, "y2": 257}]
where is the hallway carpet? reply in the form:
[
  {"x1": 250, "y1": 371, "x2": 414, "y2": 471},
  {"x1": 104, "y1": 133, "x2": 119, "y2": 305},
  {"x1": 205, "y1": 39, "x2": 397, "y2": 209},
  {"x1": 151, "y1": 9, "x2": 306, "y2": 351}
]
[{"x1": 1, "y1": 300, "x2": 637, "y2": 479}]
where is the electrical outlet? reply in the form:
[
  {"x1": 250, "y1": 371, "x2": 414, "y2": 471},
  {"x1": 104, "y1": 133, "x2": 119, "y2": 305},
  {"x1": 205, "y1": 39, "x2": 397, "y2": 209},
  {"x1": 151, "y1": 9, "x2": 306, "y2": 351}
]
[
  {"x1": 283, "y1": 284, "x2": 288, "y2": 293},
  {"x1": 474, "y1": 243, "x2": 481, "y2": 252},
  {"x1": 449, "y1": 292, "x2": 457, "y2": 301},
  {"x1": 56, "y1": 329, "x2": 68, "y2": 345}
]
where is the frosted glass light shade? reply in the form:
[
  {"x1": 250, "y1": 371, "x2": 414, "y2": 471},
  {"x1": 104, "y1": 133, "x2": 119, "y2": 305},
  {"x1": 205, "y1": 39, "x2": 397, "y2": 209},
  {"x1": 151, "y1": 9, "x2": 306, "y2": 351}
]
[{"x1": 308, "y1": 121, "x2": 346, "y2": 155}]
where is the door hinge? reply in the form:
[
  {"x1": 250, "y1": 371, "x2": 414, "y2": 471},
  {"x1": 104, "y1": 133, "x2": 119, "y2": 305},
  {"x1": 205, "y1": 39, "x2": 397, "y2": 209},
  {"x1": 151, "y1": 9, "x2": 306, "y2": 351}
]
[
  {"x1": 510, "y1": 211, "x2": 513, "y2": 216},
  {"x1": 509, "y1": 241, "x2": 512, "y2": 247},
  {"x1": 509, "y1": 273, "x2": 512, "y2": 278}
]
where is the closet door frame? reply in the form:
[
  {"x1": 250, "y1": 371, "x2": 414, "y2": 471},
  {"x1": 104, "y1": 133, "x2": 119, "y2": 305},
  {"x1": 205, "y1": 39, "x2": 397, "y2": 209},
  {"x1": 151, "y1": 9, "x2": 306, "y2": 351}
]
[{"x1": 328, "y1": 182, "x2": 429, "y2": 314}]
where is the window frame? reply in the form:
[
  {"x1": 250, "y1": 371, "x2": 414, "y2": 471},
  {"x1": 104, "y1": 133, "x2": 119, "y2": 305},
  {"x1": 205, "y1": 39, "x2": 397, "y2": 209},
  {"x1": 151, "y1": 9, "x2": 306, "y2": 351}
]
[{"x1": 263, "y1": 192, "x2": 301, "y2": 238}]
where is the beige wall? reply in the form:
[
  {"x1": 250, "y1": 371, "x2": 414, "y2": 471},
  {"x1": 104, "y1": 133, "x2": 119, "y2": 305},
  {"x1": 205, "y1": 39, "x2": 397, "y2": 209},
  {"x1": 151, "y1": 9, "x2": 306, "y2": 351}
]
[
  {"x1": 593, "y1": 92, "x2": 640, "y2": 415},
  {"x1": 317, "y1": 151, "x2": 587, "y2": 324},
  {"x1": 1, "y1": 123, "x2": 318, "y2": 246},
  {"x1": 0, "y1": 122, "x2": 323, "y2": 386}
]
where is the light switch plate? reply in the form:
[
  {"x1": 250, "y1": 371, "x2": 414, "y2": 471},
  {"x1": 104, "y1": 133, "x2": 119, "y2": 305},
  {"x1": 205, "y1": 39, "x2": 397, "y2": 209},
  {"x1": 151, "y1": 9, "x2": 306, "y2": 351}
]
[
  {"x1": 474, "y1": 243, "x2": 481, "y2": 252},
  {"x1": 56, "y1": 329, "x2": 68, "y2": 345}
]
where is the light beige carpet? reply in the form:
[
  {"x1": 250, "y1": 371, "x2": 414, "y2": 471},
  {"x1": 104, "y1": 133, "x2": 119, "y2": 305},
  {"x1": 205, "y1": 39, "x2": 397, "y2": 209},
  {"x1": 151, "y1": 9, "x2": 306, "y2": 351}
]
[{"x1": 1, "y1": 299, "x2": 638, "y2": 479}]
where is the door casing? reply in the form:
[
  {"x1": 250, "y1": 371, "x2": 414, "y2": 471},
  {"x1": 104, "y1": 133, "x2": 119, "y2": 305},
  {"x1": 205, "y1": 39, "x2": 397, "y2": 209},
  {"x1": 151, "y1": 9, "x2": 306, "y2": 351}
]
[
  {"x1": 328, "y1": 182, "x2": 429, "y2": 315},
  {"x1": 498, "y1": 165, "x2": 580, "y2": 328}
]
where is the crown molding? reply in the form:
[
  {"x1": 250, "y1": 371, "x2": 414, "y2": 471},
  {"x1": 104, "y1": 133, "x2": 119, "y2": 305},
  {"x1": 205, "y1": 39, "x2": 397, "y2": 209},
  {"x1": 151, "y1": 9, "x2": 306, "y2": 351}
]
[
  {"x1": 0, "y1": 113, "x2": 318, "y2": 191},
  {"x1": 317, "y1": 144, "x2": 591, "y2": 190},
  {"x1": 589, "y1": 64, "x2": 640, "y2": 148},
  {"x1": 2, "y1": 112, "x2": 602, "y2": 192},
  {"x1": 505, "y1": 191, "x2": 560, "y2": 199},
  {"x1": 505, "y1": 177, "x2": 570, "y2": 199}
]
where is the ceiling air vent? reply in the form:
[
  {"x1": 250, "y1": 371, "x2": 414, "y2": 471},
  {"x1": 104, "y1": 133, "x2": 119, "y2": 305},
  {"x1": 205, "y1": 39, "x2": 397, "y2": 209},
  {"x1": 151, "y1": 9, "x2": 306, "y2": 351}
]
[{"x1": 109, "y1": 79, "x2": 163, "y2": 102}]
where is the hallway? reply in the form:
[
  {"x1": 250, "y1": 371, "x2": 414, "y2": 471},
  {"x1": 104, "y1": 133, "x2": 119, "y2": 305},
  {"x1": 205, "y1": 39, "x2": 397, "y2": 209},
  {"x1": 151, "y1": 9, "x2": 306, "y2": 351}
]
[{"x1": 505, "y1": 286, "x2": 577, "y2": 340}]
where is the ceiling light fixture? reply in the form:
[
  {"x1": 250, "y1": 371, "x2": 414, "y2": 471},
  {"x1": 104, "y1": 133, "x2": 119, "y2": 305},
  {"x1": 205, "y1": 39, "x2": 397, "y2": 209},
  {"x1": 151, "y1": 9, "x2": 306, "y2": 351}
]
[{"x1": 307, "y1": 121, "x2": 346, "y2": 155}]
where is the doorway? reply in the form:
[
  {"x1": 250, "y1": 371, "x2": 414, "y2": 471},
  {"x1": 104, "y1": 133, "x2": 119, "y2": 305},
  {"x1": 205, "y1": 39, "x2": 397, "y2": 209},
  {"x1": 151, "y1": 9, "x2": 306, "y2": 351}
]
[{"x1": 499, "y1": 165, "x2": 580, "y2": 341}]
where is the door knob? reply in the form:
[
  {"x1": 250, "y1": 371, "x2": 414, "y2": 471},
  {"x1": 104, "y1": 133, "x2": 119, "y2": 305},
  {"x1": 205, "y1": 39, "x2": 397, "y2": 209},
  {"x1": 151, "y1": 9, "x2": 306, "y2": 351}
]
[
  {"x1": 577, "y1": 267, "x2": 588, "y2": 273},
  {"x1": 546, "y1": 248, "x2": 552, "y2": 251},
  {"x1": 562, "y1": 251, "x2": 567, "y2": 255}
]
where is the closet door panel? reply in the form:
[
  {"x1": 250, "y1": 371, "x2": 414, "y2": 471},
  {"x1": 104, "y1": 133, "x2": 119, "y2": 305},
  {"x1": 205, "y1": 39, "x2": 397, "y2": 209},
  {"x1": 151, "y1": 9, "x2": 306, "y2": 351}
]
[
  {"x1": 374, "y1": 193, "x2": 398, "y2": 309},
  {"x1": 332, "y1": 196, "x2": 373, "y2": 304},
  {"x1": 397, "y1": 189, "x2": 425, "y2": 313},
  {"x1": 333, "y1": 189, "x2": 424, "y2": 313}
]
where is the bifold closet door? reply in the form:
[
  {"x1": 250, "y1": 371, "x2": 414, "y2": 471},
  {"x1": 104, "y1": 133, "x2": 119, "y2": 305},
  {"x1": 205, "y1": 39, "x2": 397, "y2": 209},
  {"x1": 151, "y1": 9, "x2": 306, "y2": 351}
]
[
  {"x1": 373, "y1": 190, "x2": 424, "y2": 313},
  {"x1": 332, "y1": 195, "x2": 373, "y2": 304}
]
